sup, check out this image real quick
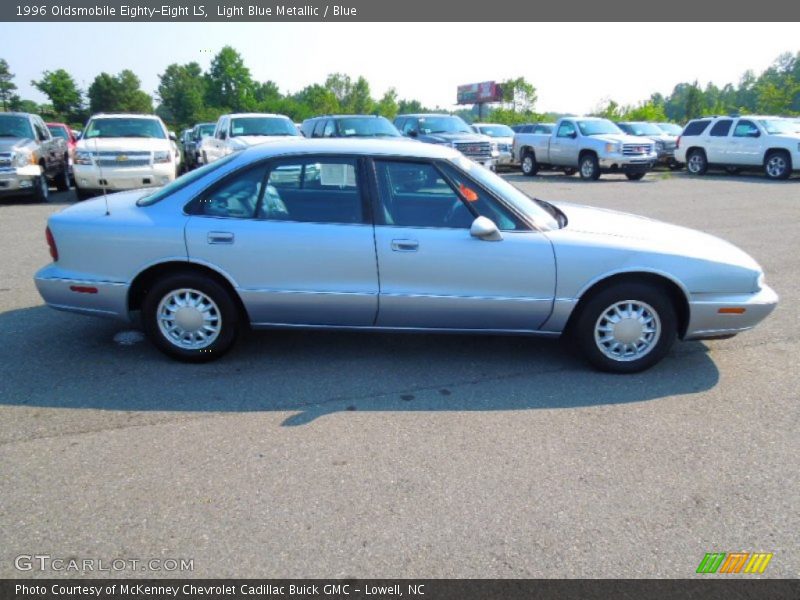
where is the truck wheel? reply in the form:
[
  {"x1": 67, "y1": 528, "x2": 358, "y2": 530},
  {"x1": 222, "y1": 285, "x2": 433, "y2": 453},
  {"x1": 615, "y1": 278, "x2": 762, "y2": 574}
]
[
  {"x1": 668, "y1": 161, "x2": 683, "y2": 171},
  {"x1": 563, "y1": 168, "x2": 576, "y2": 176},
  {"x1": 764, "y1": 150, "x2": 791, "y2": 180},
  {"x1": 521, "y1": 151, "x2": 538, "y2": 176},
  {"x1": 573, "y1": 282, "x2": 677, "y2": 373},
  {"x1": 33, "y1": 175, "x2": 49, "y2": 202},
  {"x1": 579, "y1": 154, "x2": 601, "y2": 180},
  {"x1": 625, "y1": 172, "x2": 645, "y2": 181},
  {"x1": 686, "y1": 149, "x2": 708, "y2": 175},
  {"x1": 55, "y1": 158, "x2": 71, "y2": 191},
  {"x1": 143, "y1": 272, "x2": 240, "y2": 363}
]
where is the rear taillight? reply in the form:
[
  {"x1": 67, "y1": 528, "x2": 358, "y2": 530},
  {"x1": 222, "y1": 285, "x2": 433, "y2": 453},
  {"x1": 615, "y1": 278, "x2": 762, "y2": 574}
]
[
  {"x1": 675, "y1": 135, "x2": 681, "y2": 149},
  {"x1": 45, "y1": 226, "x2": 58, "y2": 261}
]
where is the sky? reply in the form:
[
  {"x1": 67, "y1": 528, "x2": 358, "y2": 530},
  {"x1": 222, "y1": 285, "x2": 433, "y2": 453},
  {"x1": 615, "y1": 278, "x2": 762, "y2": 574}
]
[{"x1": 0, "y1": 22, "x2": 797, "y2": 114}]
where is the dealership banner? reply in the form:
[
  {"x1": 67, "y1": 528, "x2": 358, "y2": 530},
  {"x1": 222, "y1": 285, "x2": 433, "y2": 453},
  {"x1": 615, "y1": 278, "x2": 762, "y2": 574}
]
[
  {"x1": 3, "y1": 580, "x2": 800, "y2": 600},
  {"x1": 0, "y1": 0, "x2": 795, "y2": 21}
]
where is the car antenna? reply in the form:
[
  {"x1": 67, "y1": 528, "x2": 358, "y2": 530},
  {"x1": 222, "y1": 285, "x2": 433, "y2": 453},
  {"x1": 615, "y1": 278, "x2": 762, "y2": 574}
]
[{"x1": 93, "y1": 136, "x2": 110, "y2": 216}]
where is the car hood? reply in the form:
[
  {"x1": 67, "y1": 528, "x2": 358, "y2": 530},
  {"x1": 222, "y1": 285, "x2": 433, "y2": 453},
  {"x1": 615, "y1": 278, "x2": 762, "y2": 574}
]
[
  {"x1": 228, "y1": 135, "x2": 301, "y2": 147},
  {"x1": 420, "y1": 132, "x2": 491, "y2": 144},
  {"x1": 76, "y1": 138, "x2": 172, "y2": 152},
  {"x1": 589, "y1": 133, "x2": 650, "y2": 145},
  {"x1": 0, "y1": 138, "x2": 33, "y2": 152},
  {"x1": 552, "y1": 201, "x2": 761, "y2": 271}
]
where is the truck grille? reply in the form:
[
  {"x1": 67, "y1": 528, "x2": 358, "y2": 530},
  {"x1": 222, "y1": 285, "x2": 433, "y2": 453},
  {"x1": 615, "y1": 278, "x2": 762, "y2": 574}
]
[
  {"x1": 453, "y1": 141, "x2": 492, "y2": 161},
  {"x1": 622, "y1": 143, "x2": 653, "y2": 156},
  {"x1": 94, "y1": 151, "x2": 151, "y2": 168},
  {"x1": 0, "y1": 152, "x2": 12, "y2": 169}
]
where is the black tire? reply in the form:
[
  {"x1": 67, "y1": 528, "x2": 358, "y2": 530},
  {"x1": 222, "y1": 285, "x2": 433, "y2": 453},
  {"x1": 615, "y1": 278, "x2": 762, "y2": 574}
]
[
  {"x1": 686, "y1": 149, "x2": 708, "y2": 175},
  {"x1": 55, "y1": 158, "x2": 71, "y2": 191},
  {"x1": 668, "y1": 162, "x2": 683, "y2": 171},
  {"x1": 572, "y1": 282, "x2": 677, "y2": 373},
  {"x1": 75, "y1": 187, "x2": 94, "y2": 201},
  {"x1": 32, "y1": 174, "x2": 49, "y2": 202},
  {"x1": 579, "y1": 153, "x2": 601, "y2": 181},
  {"x1": 142, "y1": 272, "x2": 240, "y2": 363},
  {"x1": 521, "y1": 151, "x2": 538, "y2": 176},
  {"x1": 563, "y1": 168, "x2": 577, "y2": 176},
  {"x1": 625, "y1": 172, "x2": 645, "y2": 181},
  {"x1": 764, "y1": 150, "x2": 791, "y2": 180}
]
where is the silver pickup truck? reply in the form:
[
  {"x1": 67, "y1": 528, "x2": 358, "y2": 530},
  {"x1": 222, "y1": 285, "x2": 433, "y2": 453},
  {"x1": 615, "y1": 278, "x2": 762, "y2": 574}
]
[
  {"x1": 0, "y1": 112, "x2": 70, "y2": 201},
  {"x1": 514, "y1": 116, "x2": 657, "y2": 180}
]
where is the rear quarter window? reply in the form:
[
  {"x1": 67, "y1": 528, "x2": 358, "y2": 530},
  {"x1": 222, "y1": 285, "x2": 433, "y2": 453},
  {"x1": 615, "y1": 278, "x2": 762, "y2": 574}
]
[{"x1": 682, "y1": 120, "x2": 711, "y2": 136}]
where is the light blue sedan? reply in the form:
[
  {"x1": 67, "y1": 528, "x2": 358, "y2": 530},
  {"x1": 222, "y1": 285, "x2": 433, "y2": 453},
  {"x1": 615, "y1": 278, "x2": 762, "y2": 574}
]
[{"x1": 35, "y1": 139, "x2": 777, "y2": 372}]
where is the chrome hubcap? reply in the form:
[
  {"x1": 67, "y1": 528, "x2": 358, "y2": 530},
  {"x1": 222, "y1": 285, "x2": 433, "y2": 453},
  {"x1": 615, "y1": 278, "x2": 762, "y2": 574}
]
[
  {"x1": 594, "y1": 300, "x2": 661, "y2": 362},
  {"x1": 157, "y1": 288, "x2": 221, "y2": 350},
  {"x1": 767, "y1": 156, "x2": 786, "y2": 177},
  {"x1": 581, "y1": 159, "x2": 594, "y2": 177},
  {"x1": 40, "y1": 177, "x2": 48, "y2": 198},
  {"x1": 523, "y1": 156, "x2": 533, "y2": 172},
  {"x1": 688, "y1": 155, "x2": 703, "y2": 172}
]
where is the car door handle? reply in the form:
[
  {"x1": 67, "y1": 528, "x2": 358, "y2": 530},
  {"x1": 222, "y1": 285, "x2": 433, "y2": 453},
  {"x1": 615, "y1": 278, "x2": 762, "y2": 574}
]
[
  {"x1": 208, "y1": 231, "x2": 234, "y2": 244},
  {"x1": 391, "y1": 239, "x2": 419, "y2": 252}
]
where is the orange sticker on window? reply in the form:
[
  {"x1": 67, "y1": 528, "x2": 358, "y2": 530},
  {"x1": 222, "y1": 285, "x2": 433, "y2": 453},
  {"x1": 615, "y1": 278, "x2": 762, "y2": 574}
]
[{"x1": 459, "y1": 184, "x2": 479, "y2": 202}]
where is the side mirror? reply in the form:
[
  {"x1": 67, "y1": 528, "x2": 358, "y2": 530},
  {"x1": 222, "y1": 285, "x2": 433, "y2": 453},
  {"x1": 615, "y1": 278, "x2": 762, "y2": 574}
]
[
  {"x1": 407, "y1": 130, "x2": 418, "y2": 138},
  {"x1": 569, "y1": 131, "x2": 577, "y2": 139},
  {"x1": 470, "y1": 216, "x2": 503, "y2": 242},
  {"x1": 169, "y1": 131, "x2": 177, "y2": 141}
]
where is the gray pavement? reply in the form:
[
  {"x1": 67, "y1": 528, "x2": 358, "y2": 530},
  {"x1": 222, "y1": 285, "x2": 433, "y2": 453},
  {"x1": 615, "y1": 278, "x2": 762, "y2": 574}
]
[{"x1": 0, "y1": 169, "x2": 798, "y2": 578}]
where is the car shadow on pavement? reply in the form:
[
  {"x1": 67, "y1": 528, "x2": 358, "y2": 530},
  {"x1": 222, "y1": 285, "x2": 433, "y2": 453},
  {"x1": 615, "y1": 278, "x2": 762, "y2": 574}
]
[{"x1": 0, "y1": 306, "x2": 720, "y2": 426}]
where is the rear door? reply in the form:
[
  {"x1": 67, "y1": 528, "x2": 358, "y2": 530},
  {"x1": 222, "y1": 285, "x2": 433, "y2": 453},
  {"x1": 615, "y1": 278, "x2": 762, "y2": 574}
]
[
  {"x1": 371, "y1": 159, "x2": 555, "y2": 330},
  {"x1": 706, "y1": 118, "x2": 733, "y2": 163},
  {"x1": 184, "y1": 156, "x2": 379, "y2": 326}
]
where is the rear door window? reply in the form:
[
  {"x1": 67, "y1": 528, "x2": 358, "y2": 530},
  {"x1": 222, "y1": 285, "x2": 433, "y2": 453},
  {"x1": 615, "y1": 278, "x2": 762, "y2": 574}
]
[{"x1": 709, "y1": 119, "x2": 733, "y2": 137}]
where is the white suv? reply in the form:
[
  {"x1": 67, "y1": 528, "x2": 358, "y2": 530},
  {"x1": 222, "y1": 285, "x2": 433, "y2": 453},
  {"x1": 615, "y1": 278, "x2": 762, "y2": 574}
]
[
  {"x1": 675, "y1": 115, "x2": 800, "y2": 180},
  {"x1": 199, "y1": 113, "x2": 301, "y2": 165},
  {"x1": 73, "y1": 114, "x2": 178, "y2": 200}
]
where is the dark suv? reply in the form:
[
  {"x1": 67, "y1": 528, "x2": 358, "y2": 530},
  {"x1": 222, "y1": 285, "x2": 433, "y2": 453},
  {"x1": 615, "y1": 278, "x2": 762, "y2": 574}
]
[
  {"x1": 394, "y1": 114, "x2": 498, "y2": 168},
  {"x1": 300, "y1": 115, "x2": 402, "y2": 139}
]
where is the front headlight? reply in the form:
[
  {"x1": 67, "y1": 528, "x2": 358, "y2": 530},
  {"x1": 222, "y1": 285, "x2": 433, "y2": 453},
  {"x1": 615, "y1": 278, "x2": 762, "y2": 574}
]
[
  {"x1": 655, "y1": 141, "x2": 665, "y2": 151},
  {"x1": 604, "y1": 143, "x2": 621, "y2": 154},
  {"x1": 12, "y1": 150, "x2": 33, "y2": 167},
  {"x1": 74, "y1": 151, "x2": 93, "y2": 165},
  {"x1": 756, "y1": 272, "x2": 766, "y2": 291},
  {"x1": 153, "y1": 151, "x2": 172, "y2": 164}
]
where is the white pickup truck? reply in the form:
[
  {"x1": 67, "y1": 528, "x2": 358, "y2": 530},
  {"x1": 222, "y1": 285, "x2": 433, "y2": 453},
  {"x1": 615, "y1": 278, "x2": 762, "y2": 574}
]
[
  {"x1": 514, "y1": 117, "x2": 657, "y2": 180},
  {"x1": 199, "y1": 113, "x2": 301, "y2": 164},
  {"x1": 675, "y1": 115, "x2": 800, "y2": 180}
]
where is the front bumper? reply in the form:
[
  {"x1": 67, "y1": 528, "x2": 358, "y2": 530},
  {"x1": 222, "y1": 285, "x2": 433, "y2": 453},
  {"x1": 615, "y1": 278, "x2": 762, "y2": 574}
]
[
  {"x1": 73, "y1": 163, "x2": 175, "y2": 192},
  {"x1": 0, "y1": 165, "x2": 42, "y2": 196},
  {"x1": 34, "y1": 264, "x2": 131, "y2": 321},
  {"x1": 684, "y1": 284, "x2": 779, "y2": 340},
  {"x1": 496, "y1": 151, "x2": 514, "y2": 166},
  {"x1": 598, "y1": 153, "x2": 658, "y2": 173}
]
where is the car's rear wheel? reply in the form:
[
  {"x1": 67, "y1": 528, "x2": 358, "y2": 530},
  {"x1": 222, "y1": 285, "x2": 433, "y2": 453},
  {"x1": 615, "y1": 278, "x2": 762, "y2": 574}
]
[
  {"x1": 579, "y1": 153, "x2": 601, "y2": 180},
  {"x1": 55, "y1": 158, "x2": 71, "y2": 191},
  {"x1": 563, "y1": 168, "x2": 576, "y2": 176},
  {"x1": 625, "y1": 172, "x2": 645, "y2": 181},
  {"x1": 573, "y1": 283, "x2": 677, "y2": 373},
  {"x1": 764, "y1": 150, "x2": 791, "y2": 180},
  {"x1": 143, "y1": 273, "x2": 240, "y2": 362},
  {"x1": 686, "y1": 149, "x2": 708, "y2": 175},
  {"x1": 521, "y1": 151, "x2": 538, "y2": 176}
]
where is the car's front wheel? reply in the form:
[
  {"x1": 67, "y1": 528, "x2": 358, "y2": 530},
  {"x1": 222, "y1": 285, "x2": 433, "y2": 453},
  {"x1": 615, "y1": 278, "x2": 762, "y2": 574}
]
[
  {"x1": 625, "y1": 172, "x2": 645, "y2": 181},
  {"x1": 579, "y1": 153, "x2": 601, "y2": 180},
  {"x1": 764, "y1": 150, "x2": 791, "y2": 180},
  {"x1": 143, "y1": 273, "x2": 240, "y2": 362},
  {"x1": 55, "y1": 158, "x2": 71, "y2": 191},
  {"x1": 573, "y1": 283, "x2": 677, "y2": 373}
]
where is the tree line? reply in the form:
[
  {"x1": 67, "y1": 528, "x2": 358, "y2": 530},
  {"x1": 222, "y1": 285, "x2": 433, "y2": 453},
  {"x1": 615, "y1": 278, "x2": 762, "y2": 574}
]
[{"x1": 0, "y1": 48, "x2": 798, "y2": 132}]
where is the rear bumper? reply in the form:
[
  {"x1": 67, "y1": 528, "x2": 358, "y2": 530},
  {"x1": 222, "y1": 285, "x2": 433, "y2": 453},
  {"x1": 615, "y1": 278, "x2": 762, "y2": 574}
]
[
  {"x1": 34, "y1": 264, "x2": 131, "y2": 322},
  {"x1": 684, "y1": 285, "x2": 779, "y2": 340}
]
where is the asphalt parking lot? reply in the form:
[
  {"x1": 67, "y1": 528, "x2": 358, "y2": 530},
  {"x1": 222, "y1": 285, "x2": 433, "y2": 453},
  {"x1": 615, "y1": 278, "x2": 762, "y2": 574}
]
[{"x1": 1, "y1": 170, "x2": 798, "y2": 578}]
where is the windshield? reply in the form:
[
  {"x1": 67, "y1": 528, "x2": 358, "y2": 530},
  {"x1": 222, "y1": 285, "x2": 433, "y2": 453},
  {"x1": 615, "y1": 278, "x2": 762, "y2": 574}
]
[
  {"x1": 577, "y1": 120, "x2": 623, "y2": 136},
  {"x1": 449, "y1": 155, "x2": 559, "y2": 231},
  {"x1": 137, "y1": 152, "x2": 239, "y2": 207},
  {"x1": 47, "y1": 125, "x2": 69, "y2": 140},
  {"x1": 757, "y1": 119, "x2": 798, "y2": 135},
  {"x1": 196, "y1": 124, "x2": 215, "y2": 138},
  {"x1": 336, "y1": 117, "x2": 400, "y2": 137},
  {"x1": 230, "y1": 117, "x2": 298, "y2": 137},
  {"x1": 657, "y1": 123, "x2": 682, "y2": 135},
  {"x1": 0, "y1": 115, "x2": 34, "y2": 139},
  {"x1": 476, "y1": 124, "x2": 515, "y2": 137},
  {"x1": 84, "y1": 118, "x2": 166, "y2": 139},
  {"x1": 624, "y1": 122, "x2": 664, "y2": 136},
  {"x1": 418, "y1": 116, "x2": 472, "y2": 135}
]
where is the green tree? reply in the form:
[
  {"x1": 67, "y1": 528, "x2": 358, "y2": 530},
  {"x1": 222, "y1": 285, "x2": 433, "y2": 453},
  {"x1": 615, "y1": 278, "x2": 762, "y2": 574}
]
[
  {"x1": 375, "y1": 88, "x2": 399, "y2": 119},
  {"x1": 500, "y1": 77, "x2": 538, "y2": 113},
  {"x1": 8, "y1": 95, "x2": 39, "y2": 113},
  {"x1": 291, "y1": 84, "x2": 339, "y2": 120},
  {"x1": 684, "y1": 81, "x2": 704, "y2": 120},
  {"x1": 31, "y1": 69, "x2": 83, "y2": 121},
  {"x1": 205, "y1": 46, "x2": 255, "y2": 112},
  {"x1": 397, "y1": 98, "x2": 427, "y2": 114},
  {"x1": 157, "y1": 62, "x2": 206, "y2": 130},
  {"x1": 0, "y1": 59, "x2": 17, "y2": 112},
  {"x1": 325, "y1": 73, "x2": 352, "y2": 105},
  {"x1": 88, "y1": 70, "x2": 153, "y2": 113},
  {"x1": 346, "y1": 76, "x2": 374, "y2": 114}
]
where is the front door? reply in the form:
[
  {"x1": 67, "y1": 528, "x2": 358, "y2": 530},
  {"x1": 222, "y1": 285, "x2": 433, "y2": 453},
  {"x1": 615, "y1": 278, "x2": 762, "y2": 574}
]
[
  {"x1": 371, "y1": 159, "x2": 556, "y2": 331},
  {"x1": 185, "y1": 156, "x2": 379, "y2": 326}
]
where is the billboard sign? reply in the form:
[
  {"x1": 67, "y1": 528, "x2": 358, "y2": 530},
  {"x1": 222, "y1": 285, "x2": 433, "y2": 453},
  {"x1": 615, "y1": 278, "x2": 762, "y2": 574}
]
[{"x1": 457, "y1": 81, "x2": 503, "y2": 104}]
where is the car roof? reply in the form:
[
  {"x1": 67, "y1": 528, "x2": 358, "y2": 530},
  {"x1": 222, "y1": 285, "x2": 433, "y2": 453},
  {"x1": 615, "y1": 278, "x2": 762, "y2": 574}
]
[
  {"x1": 398, "y1": 113, "x2": 456, "y2": 118},
  {"x1": 46, "y1": 122, "x2": 69, "y2": 127},
  {"x1": 242, "y1": 137, "x2": 460, "y2": 161},
  {"x1": 472, "y1": 123, "x2": 511, "y2": 127},
  {"x1": 306, "y1": 114, "x2": 388, "y2": 120},
  {"x1": 89, "y1": 113, "x2": 162, "y2": 120},
  {"x1": 225, "y1": 113, "x2": 291, "y2": 119}
]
